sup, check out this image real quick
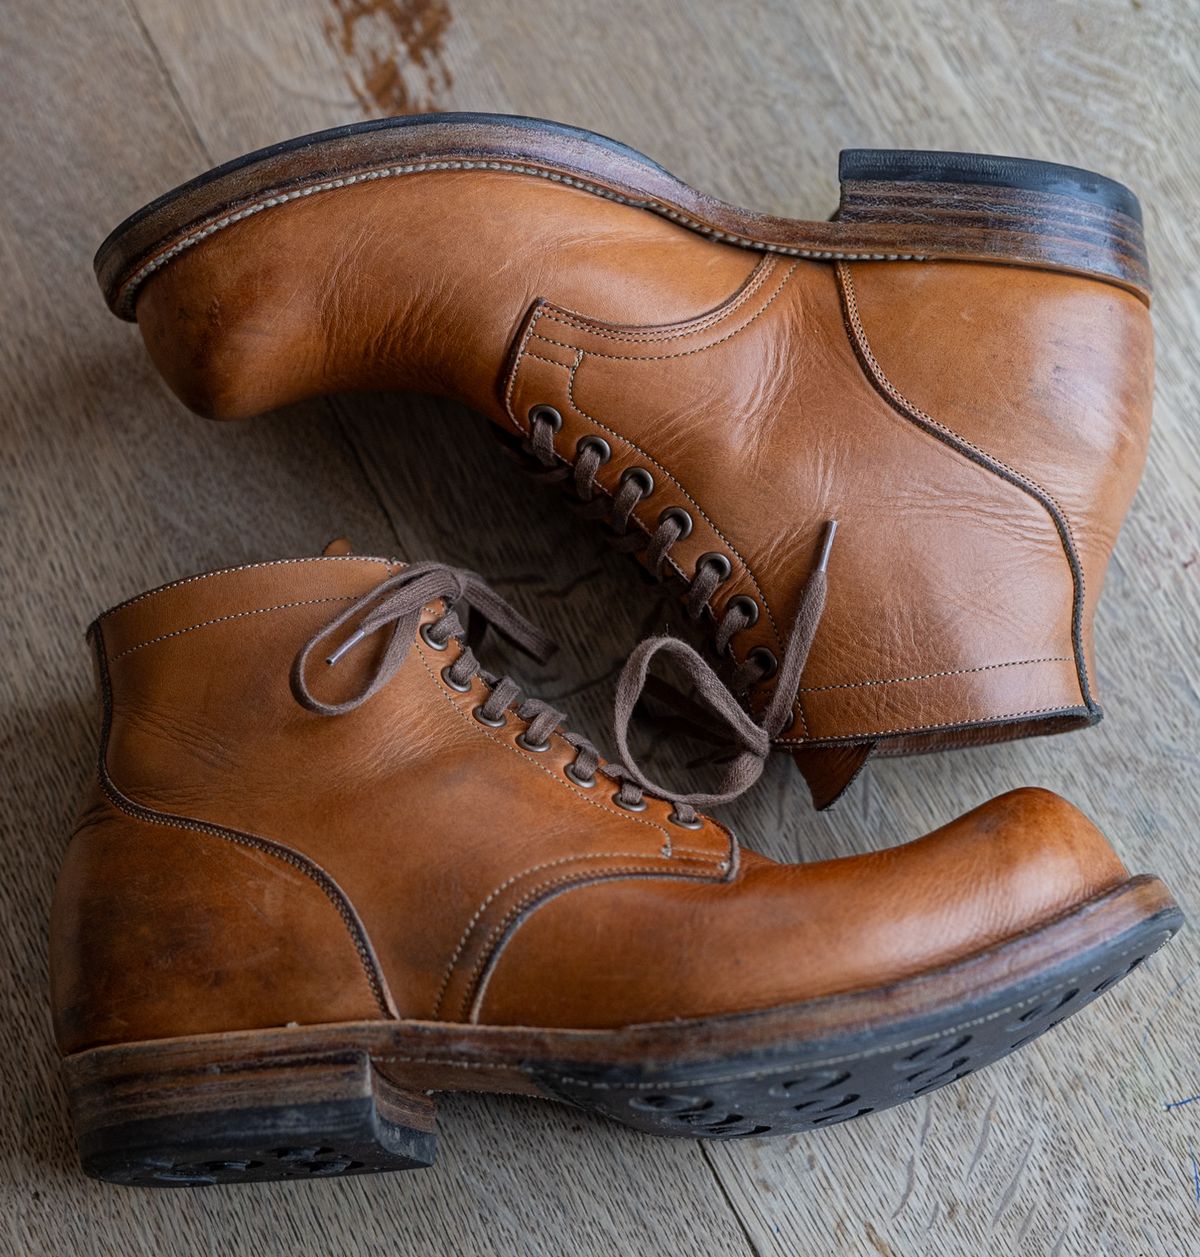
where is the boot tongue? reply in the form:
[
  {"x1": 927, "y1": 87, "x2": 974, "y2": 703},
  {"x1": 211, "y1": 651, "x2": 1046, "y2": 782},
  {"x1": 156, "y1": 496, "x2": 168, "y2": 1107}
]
[
  {"x1": 322, "y1": 537, "x2": 355, "y2": 556},
  {"x1": 792, "y1": 742, "x2": 876, "y2": 809}
]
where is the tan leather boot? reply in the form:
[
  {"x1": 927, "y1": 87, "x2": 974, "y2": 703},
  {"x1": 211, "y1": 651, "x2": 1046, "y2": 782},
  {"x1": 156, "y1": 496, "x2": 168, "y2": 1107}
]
[
  {"x1": 94, "y1": 114, "x2": 1155, "y2": 806},
  {"x1": 52, "y1": 546, "x2": 1180, "y2": 1187}
]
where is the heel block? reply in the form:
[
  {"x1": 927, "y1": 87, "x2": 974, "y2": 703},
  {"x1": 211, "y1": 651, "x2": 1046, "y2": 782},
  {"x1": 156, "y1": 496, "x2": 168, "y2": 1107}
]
[
  {"x1": 65, "y1": 1039, "x2": 437, "y2": 1188},
  {"x1": 836, "y1": 147, "x2": 1150, "y2": 301},
  {"x1": 839, "y1": 149, "x2": 1142, "y2": 223}
]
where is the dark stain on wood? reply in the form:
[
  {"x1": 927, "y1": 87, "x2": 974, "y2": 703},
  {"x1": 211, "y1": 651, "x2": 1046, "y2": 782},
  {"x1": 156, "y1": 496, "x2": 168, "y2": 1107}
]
[{"x1": 326, "y1": 0, "x2": 453, "y2": 116}]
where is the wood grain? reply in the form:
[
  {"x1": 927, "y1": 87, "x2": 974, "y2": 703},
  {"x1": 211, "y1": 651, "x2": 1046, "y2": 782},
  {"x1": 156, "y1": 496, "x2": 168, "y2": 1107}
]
[{"x1": 2, "y1": 0, "x2": 1197, "y2": 1253}]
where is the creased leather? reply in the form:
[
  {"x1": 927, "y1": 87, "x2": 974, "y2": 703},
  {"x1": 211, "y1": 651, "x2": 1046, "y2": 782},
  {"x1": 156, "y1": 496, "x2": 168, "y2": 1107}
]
[
  {"x1": 129, "y1": 170, "x2": 1150, "y2": 774},
  {"x1": 52, "y1": 555, "x2": 1129, "y2": 1047}
]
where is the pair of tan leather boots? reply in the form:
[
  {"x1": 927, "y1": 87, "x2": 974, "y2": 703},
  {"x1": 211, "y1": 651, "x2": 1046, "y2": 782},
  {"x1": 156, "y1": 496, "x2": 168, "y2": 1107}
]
[{"x1": 55, "y1": 113, "x2": 1182, "y2": 1188}]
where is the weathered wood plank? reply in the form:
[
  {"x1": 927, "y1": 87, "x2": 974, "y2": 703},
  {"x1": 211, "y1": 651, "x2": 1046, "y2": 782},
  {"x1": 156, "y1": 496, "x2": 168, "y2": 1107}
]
[
  {"x1": 0, "y1": 3, "x2": 751, "y2": 1256},
  {"x1": 3, "y1": 0, "x2": 1198, "y2": 1253}
]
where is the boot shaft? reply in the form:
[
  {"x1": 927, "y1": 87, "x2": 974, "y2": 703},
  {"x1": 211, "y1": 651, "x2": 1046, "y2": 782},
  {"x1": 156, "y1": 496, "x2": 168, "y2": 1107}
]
[{"x1": 51, "y1": 555, "x2": 735, "y2": 1053}]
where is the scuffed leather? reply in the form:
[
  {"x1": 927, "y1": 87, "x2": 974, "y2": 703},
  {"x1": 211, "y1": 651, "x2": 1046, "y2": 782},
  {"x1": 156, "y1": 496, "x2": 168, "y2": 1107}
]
[
  {"x1": 51, "y1": 793, "x2": 383, "y2": 1052},
  {"x1": 476, "y1": 790, "x2": 1128, "y2": 1028},
  {"x1": 52, "y1": 556, "x2": 1128, "y2": 1049}
]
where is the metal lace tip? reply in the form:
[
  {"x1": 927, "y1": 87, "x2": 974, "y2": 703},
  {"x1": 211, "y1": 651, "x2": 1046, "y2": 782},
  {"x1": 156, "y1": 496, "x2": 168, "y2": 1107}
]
[
  {"x1": 815, "y1": 520, "x2": 838, "y2": 572},
  {"x1": 326, "y1": 627, "x2": 366, "y2": 667}
]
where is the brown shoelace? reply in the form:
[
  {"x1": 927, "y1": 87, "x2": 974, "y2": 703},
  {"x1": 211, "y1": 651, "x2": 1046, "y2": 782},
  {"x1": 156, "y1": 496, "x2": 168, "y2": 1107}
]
[
  {"x1": 291, "y1": 539, "x2": 833, "y2": 825},
  {"x1": 518, "y1": 412, "x2": 784, "y2": 692}
]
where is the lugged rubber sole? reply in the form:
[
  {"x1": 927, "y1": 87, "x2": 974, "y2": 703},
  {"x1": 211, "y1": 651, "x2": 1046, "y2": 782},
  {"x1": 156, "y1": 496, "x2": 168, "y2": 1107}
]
[
  {"x1": 94, "y1": 112, "x2": 1150, "y2": 320},
  {"x1": 64, "y1": 875, "x2": 1181, "y2": 1187}
]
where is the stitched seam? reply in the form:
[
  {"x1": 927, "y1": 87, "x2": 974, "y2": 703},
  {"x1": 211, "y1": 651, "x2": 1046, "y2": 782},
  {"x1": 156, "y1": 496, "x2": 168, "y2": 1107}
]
[
  {"x1": 97, "y1": 777, "x2": 392, "y2": 1016},
  {"x1": 837, "y1": 262, "x2": 1094, "y2": 712},
  {"x1": 433, "y1": 853, "x2": 647, "y2": 1018},
  {"x1": 431, "y1": 851, "x2": 719, "y2": 1019},
  {"x1": 564, "y1": 354, "x2": 789, "y2": 666},
  {"x1": 460, "y1": 865, "x2": 719, "y2": 1022},
  {"x1": 90, "y1": 625, "x2": 394, "y2": 1018},
  {"x1": 840, "y1": 267, "x2": 1076, "y2": 519},
  {"x1": 111, "y1": 159, "x2": 929, "y2": 317},
  {"x1": 800, "y1": 655, "x2": 1073, "y2": 693},
  {"x1": 110, "y1": 597, "x2": 356, "y2": 659},
  {"x1": 504, "y1": 302, "x2": 796, "y2": 729},
  {"x1": 540, "y1": 256, "x2": 775, "y2": 342},
  {"x1": 775, "y1": 703, "x2": 1089, "y2": 743},
  {"x1": 528, "y1": 261, "x2": 798, "y2": 363},
  {"x1": 98, "y1": 555, "x2": 396, "y2": 619},
  {"x1": 504, "y1": 305, "x2": 548, "y2": 430}
]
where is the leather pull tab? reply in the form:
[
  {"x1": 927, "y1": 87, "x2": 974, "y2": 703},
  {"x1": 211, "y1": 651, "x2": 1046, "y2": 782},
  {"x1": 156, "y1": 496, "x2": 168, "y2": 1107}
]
[
  {"x1": 792, "y1": 742, "x2": 876, "y2": 810},
  {"x1": 322, "y1": 537, "x2": 355, "y2": 556}
]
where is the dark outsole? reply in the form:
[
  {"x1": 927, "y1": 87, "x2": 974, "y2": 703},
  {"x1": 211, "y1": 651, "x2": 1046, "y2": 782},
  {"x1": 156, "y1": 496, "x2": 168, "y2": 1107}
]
[
  {"x1": 83, "y1": 1090, "x2": 436, "y2": 1188},
  {"x1": 64, "y1": 877, "x2": 1181, "y2": 1187},
  {"x1": 838, "y1": 149, "x2": 1142, "y2": 224},
  {"x1": 538, "y1": 904, "x2": 1178, "y2": 1139},
  {"x1": 94, "y1": 112, "x2": 1151, "y2": 318}
]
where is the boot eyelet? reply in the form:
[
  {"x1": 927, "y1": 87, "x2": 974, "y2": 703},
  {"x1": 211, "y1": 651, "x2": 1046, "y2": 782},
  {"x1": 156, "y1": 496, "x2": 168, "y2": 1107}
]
[
  {"x1": 577, "y1": 435, "x2": 612, "y2": 464},
  {"x1": 619, "y1": 467, "x2": 655, "y2": 499},
  {"x1": 668, "y1": 811, "x2": 704, "y2": 830},
  {"x1": 528, "y1": 404, "x2": 563, "y2": 432},
  {"x1": 699, "y1": 552, "x2": 732, "y2": 582},
  {"x1": 441, "y1": 666, "x2": 473, "y2": 693},
  {"x1": 727, "y1": 595, "x2": 760, "y2": 628},
  {"x1": 473, "y1": 706, "x2": 507, "y2": 729},
  {"x1": 517, "y1": 731, "x2": 552, "y2": 753},
  {"x1": 420, "y1": 623, "x2": 449, "y2": 651},
  {"x1": 566, "y1": 761, "x2": 597, "y2": 788},
  {"x1": 658, "y1": 507, "x2": 693, "y2": 540},
  {"x1": 747, "y1": 646, "x2": 778, "y2": 680},
  {"x1": 613, "y1": 794, "x2": 648, "y2": 813}
]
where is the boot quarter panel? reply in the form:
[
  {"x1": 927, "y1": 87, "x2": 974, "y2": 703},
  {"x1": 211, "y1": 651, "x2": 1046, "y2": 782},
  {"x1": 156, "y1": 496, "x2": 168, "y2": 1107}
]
[
  {"x1": 504, "y1": 260, "x2": 1087, "y2": 746},
  {"x1": 89, "y1": 558, "x2": 734, "y2": 1029}
]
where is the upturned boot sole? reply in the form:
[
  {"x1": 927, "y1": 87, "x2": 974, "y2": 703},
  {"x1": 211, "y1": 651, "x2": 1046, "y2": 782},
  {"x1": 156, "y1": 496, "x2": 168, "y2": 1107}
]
[{"x1": 65, "y1": 874, "x2": 1179, "y2": 1187}]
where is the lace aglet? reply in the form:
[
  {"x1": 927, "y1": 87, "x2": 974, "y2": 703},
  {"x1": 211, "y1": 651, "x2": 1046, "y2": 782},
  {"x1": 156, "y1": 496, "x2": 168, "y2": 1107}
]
[
  {"x1": 326, "y1": 627, "x2": 366, "y2": 667},
  {"x1": 815, "y1": 520, "x2": 838, "y2": 572}
]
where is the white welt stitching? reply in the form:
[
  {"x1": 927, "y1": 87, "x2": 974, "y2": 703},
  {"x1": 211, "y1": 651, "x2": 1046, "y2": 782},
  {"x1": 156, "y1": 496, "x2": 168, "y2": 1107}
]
[{"x1": 112, "y1": 161, "x2": 926, "y2": 316}]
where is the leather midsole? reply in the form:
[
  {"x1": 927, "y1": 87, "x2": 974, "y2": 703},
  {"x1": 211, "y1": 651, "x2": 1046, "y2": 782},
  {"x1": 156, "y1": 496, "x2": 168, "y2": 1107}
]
[{"x1": 96, "y1": 112, "x2": 1150, "y2": 319}]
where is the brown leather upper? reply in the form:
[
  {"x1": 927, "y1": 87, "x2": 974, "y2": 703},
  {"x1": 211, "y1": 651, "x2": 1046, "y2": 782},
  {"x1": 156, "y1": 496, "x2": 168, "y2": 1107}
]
[
  {"x1": 51, "y1": 554, "x2": 1128, "y2": 1053},
  {"x1": 127, "y1": 168, "x2": 1154, "y2": 792}
]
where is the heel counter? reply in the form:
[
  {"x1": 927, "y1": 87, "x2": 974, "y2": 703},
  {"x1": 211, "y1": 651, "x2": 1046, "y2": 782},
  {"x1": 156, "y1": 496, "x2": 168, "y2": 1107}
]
[
  {"x1": 50, "y1": 789, "x2": 387, "y2": 1055},
  {"x1": 836, "y1": 259, "x2": 1154, "y2": 707}
]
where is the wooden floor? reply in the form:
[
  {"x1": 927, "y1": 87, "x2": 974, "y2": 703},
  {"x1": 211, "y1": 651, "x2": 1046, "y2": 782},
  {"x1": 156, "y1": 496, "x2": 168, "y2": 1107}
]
[{"x1": 3, "y1": 1, "x2": 1198, "y2": 1253}]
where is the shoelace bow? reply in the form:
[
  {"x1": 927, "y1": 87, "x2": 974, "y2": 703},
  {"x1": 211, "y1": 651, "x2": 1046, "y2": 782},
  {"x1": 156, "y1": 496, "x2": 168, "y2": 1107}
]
[{"x1": 291, "y1": 541, "x2": 833, "y2": 824}]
